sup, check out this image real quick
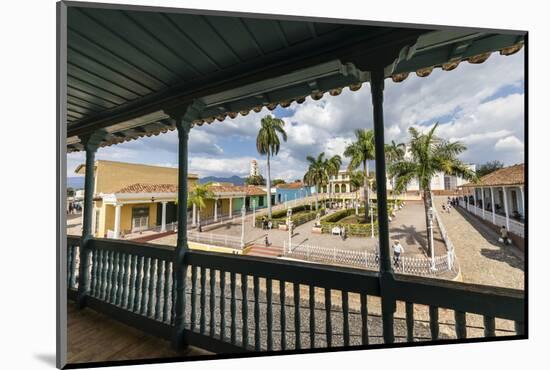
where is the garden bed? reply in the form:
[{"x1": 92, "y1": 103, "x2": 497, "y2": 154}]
[{"x1": 255, "y1": 204, "x2": 325, "y2": 228}]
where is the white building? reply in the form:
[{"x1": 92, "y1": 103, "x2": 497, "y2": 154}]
[
  {"x1": 250, "y1": 160, "x2": 259, "y2": 177},
  {"x1": 386, "y1": 145, "x2": 475, "y2": 192}
]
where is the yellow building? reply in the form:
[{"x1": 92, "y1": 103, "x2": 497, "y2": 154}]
[
  {"x1": 75, "y1": 160, "x2": 265, "y2": 239},
  {"x1": 75, "y1": 160, "x2": 199, "y2": 238}
]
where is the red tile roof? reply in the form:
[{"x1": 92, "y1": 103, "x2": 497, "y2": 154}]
[
  {"x1": 462, "y1": 163, "x2": 524, "y2": 187},
  {"x1": 276, "y1": 181, "x2": 305, "y2": 189},
  {"x1": 244, "y1": 186, "x2": 266, "y2": 196},
  {"x1": 116, "y1": 183, "x2": 178, "y2": 193}
]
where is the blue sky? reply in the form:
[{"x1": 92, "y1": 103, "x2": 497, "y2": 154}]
[{"x1": 68, "y1": 49, "x2": 524, "y2": 181}]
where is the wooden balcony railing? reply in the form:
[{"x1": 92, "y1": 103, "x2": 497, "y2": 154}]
[{"x1": 67, "y1": 235, "x2": 525, "y2": 354}]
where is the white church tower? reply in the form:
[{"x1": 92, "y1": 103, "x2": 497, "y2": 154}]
[{"x1": 250, "y1": 159, "x2": 259, "y2": 177}]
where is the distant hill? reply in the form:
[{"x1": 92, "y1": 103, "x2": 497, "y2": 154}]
[
  {"x1": 67, "y1": 177, "x2": 85, "y2": 189},
  {"x1": 199, "y1": 176, "x2": 246, "y2": 185}
]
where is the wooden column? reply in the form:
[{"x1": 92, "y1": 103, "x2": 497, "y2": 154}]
[
  {"x1": 370, "y1": 68, "x2": 395, "y2": 344},
  {"x1": 166, "y1": 101, "x2": 203, "y2": 350},
  {"x1": 174, "y1": 117, "x2": 191, "y2": 349},
  {"x1": 76, "y1": 129, "x2": 107, "y2": 308}
]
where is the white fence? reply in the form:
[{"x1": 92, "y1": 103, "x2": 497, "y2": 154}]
[
  {"x1": 187, "y1": 230, "x2": 244, "y2": 250},
  {"x1": 458, "y1": 200, "x2": 524, "y2": 238},
  {"x1": 282, "y1": 241, "x2": 456, "y2": 276}
]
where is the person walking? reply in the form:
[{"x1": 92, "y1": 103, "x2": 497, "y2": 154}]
[
  {"x1": 392, "y1": 240, "x2": 404, "y2": 267},
  {"x1": 499, "y1": 226, "x2": 511, "y2": 245}
]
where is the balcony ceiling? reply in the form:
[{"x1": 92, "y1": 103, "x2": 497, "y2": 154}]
[{"x1": 65, "y1": 4, "x2": 524, "y2": 152}]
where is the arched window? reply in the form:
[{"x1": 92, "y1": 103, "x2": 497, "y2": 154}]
[
  {"x1": 341, "y1": 184, "x2": 347, "y2": 193},
  {"x1": 322, "y1": 185, "x2": 327, "y2": 193},
  {"x1": 335, "y1": 184, "x2": 340, "y2": 193}
]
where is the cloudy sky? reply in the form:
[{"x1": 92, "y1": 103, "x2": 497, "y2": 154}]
[{"x1": 67, "y1": 49, "x2": 524, "y2": 181}]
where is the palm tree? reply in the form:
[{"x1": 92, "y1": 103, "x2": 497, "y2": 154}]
[
  {"x1": 344, "y1": 129, "x2": 376, "y2": 220},
  {"x1": 348, "y1": 171, "x2": 364, "y2": 215},
  {"x1": 385, "y1": 140, "x2": 406, "y2": 208},
  {"x1": 187, "y1": 182, "x2": 215, "y2": 230},
  {"x1": 389, "y1": 123, "x2": 477, "y2": 256},
  {"x1": 303, "y1": 152, "x2": 341, "y2": 210},
  {"x1": 256, "y1": 115, "x2": 287, "y2": 218}
]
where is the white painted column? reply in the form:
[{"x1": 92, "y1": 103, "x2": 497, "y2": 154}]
[
  {"x1": 229, "y1": 197, "x2": 233, "y2": 218},
  {"x1": 502, "y1": 186, "x2": 510, "y2": 230},
  {"x1": 192, "y1": 203, "x2": 197, "y2": 226},
  {"x1": 160, "y1": 201, "x2": 167, "y2": 232},
  {"x1": 214, "y1": 198, "x2": 218, "y2": 222},
  {"x1": 520, "y1": 185, "x2": 525, "y2": 218},
  {"x1": 490, "y1": 187, "x2": 496, "y2": 225},
  {"x1": 113, "y1": 204, "x2": 122, "y2": 239},
  {"x1": 481, "y1": 188, "x2": 485, "y2": 219},
  {"x1": 473, "y1": 188, "x2": 477, "y2": 215}
]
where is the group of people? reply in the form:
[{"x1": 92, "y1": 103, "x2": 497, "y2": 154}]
[
  {"x1": 441, "y1": 196, "x2": 458, "y2": 214},
  {"x1": 67, "y1": 202, "x2": 81, "y2": 214},
  {"x1": 260, "y1": 216, "x2": 273, "y2": 230}
]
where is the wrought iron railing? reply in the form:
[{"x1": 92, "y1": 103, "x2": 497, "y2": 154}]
[
  {"x1": 282, "y1": 241, "x2": 455, "y2": 276},
  {"x1": 67, "y1": 236, "x2": 524, "y2": 354}
]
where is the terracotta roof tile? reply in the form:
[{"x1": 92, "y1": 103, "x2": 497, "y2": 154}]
[
  {"x1": 244, "y1": 186, "x2": 266, "y2": 196},
  {"x1": 276, "y1": 181, "x2": 305, "y2": 189},
  {"x1": 462, "y1": 163, "x2": 524, "y2": 187},
  {"x1": 116, "y1": 183, "x2": 178, "y2": 193}
]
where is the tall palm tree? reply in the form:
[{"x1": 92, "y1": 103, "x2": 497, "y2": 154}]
[
  {"x1": 348, "y1": 171, "x2": 364, "y2": 215},
  {"x1": 385, "y1": 140, "x2": 406, "y2": 207},
  {"x1": 256, "y1": 115, "x2": 287, "y2": 218},
  {"x1": 389, "y1": 123, "x2": 477, "y2": 255},
  {"x1": 303, "y1": 152, "x2": 341, "y2": 210},
  {"x1": 187, "y1": 182, "x2": 215, "y2": 229},
  {"x1": 384, "y1": 140, "x2": 406, "y2": 163},
  {"x1": 344, "y1": 129, "x2": 376, "y2": 220}
]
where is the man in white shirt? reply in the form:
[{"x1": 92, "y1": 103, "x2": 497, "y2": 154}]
[{"x1": 393, "y1": 240, "x2": 404, "y2": 267}]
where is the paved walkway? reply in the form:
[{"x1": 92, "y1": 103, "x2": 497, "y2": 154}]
[
  {"x1": 433, "y1": 197, "x2": 524, "y2": 289},
  {"x1": 153, "y1": 202, "x2": 447, "y2": 258}
]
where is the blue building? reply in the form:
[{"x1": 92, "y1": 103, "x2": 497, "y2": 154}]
[{"x1": 275, "y1": 182, "x2": 316, "y2": 204}]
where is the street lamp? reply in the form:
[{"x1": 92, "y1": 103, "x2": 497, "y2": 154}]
[
  {"x1": 427, "y1": 206, "x2": 435, "y2": 270},
  {"x1": 252, "y1": 199, "x2": 256, "y2": 228},
  {"x1": 370, "y1": 201, "x2": 374, "y2": 239},
  {"x1": 240, "y1": 204, "x2": 246, "y2": 249},
  {"x1": 287, "y1": 207, "x2": 293, "y2": 253}
]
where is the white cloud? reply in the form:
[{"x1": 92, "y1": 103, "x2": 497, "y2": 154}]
[
  {"x1": 67, "y1": 49, "x2": 525, "y2": 179},
  {"x1": 495, "y1": 136, "x2": 524, "y2": 151}
]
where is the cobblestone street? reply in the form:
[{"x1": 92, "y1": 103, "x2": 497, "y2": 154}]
[{"x1": 434, "y1": 197, "x2": 524, "y2": 289}]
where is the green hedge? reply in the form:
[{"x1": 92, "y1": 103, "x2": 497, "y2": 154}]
[
  {"x1": 256, "y1": 205, "x2": 325, "y2": 228},
  {"x1": 320, "y1": 208, "x2": 378, "y2": 237}
]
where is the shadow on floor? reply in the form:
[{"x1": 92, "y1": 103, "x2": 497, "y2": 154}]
[{"x1": 454, "y1": 207, "x2": 524, "y2": 270}]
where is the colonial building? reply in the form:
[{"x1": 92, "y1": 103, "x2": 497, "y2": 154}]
[
  {"x1": 74, "y1": 160, "x2": 268, "y2": 238},
  {"x1": 459, "y1": 163, "x2": 525, "y2": 239},
  {"x1": 75, "y1": 160, "x2": 199, "y2": 238}
]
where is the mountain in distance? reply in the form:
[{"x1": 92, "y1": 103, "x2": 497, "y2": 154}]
[
  {"x1": 67, "y1": 176, "x2": 85, "y2": 189},
  {"x1": 199, "y1": 175, "x2": 246, "y2": 185}
]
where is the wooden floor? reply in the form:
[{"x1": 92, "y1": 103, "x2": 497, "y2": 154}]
[{"x1": 67, "y1": 302, "x2": 210, "y2": 364}]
